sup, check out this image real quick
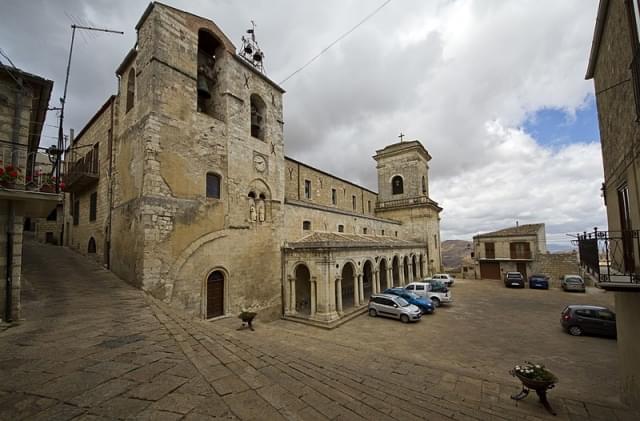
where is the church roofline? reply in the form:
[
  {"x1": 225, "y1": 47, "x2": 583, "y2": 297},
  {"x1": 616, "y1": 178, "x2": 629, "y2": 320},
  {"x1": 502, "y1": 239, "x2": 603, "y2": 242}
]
[
  {"x1": 285, "y1": 156, "x2": 377, "y2": 195},
  {"x1": 373, "y1": 139, "x2": 432, "y2": 162},
  {"x1": 585, "y1": 0, "x2": 609, "y2": 80}
]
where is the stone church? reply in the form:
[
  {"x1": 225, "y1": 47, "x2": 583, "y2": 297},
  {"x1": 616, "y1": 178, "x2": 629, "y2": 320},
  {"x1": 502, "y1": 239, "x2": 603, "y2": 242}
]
[{"x1": 64, "y1": 2, "x2": 442, "y2": 327}]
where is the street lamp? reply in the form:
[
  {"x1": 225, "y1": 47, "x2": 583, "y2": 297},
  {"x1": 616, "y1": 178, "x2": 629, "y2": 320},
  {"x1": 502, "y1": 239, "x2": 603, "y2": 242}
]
[{"x1": 56, "y1": 24, "x2": 123, "y2": 193}]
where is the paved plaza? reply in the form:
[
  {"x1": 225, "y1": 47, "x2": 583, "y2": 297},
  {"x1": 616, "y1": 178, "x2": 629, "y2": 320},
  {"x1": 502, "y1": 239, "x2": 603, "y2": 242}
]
[{"x1": 0, "y1": 240, "x2": 638, "y2": 420}]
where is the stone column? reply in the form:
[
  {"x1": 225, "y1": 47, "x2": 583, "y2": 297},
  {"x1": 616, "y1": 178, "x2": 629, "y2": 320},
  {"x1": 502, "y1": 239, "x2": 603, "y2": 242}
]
[
  {"x1": 399, "y1": 264, "x2": 405, "y2": 286},
  {"x1": 388, "y1": 267, "x2": 393, "y2": 288},
  {"x1": 353, "y1": 276, "x2": 360, "y2": 307},
  {"x1": 336, "y1": 277, "x2": 343, "y2": 313},
  {"x1": 284, "y1": 275, "x2": 292, "y2": 313},
  {"x1": 358, "y1": 274, "x2": 365, "y2": 305},
  {"x1": 290, "y1": 277, "x2": 296, "y2": 314},
  {"x1": 373, "y1": 270, "x2": 379, "y2": 294},
  {"x1": 310, "y1": 278, "x2": 316, "y2": 317},
  {"x1": 408, "y1": 261, "x2": 414, "y2": 283}
]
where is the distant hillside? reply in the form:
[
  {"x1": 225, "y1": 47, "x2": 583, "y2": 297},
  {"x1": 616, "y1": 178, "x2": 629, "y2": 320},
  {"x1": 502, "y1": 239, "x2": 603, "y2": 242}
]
[{"x1": 441, "y1": 240, "x2": 472, "y2": 270}]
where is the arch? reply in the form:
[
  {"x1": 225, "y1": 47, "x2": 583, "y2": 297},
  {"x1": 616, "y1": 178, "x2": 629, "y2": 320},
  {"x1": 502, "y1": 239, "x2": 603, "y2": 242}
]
[
  {"x1": 206, "y1": 172, "x2": 221, "y2": 198},
  {"x1": 392, "y1": 175, "x2": 404, "y2": 195},
  {"x1": 126, "y1": 68, "x2": 135, "y2": 113},
  {"x1": 379, "y1": 257, "x2": 389, "y2": 291},
  {"x1": 362, "y1": 260, "x2": 374, "y2": 301},
  {"x1": 403, "y1": 256, "x2": 410, "y2": 285},
  {"x1": 392, "y1": 255, "x2": 401, "y2": 287},
  {"x1": 419, "y1": 254, "x2": 424, "y2": 279},
  {"x1": 341, "y1": 261, "x2": 357, "y2": 310},
  {"x1": 205, "y1": 269, "x2": 225, "y2": 318},
  {"x1": 294, "y1": 264, "x2": 311, "y2": 315},
  {"x1": 247, "y1": 192, "x2": 257, "y2": 222},
  {"x1": 412, "y1": 254, "x2": 418, "y2": 280},
  {"x1": 87, "y1": 237, "x2": 96, "y2": 254},
  {"x1": 250, "y1": 94, "x2": 266, "y2": 140},
  {"x1": 197, "y1": 29, "x2": 222, "y2": 116}
]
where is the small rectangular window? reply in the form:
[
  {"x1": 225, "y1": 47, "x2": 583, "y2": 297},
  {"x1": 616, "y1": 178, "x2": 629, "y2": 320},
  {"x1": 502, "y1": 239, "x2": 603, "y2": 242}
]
[
  {"x1": 89, "y1": 192, "x2": 97, "y2": 222},
  {"x1": 395, "y1": 231, "x2": 398, "y2": 237},
  {"x1": 338, "y1": 224, "x2": 344, "y2": 233},
  {"x1": 381, "y1": 230, "x2": 385, "y2": 236},
  {"x1": 352, "y1": 195, "x2": 356, "y2": 210},
  {"x1": 73, "y1": 200, "x2": 80, "y2": 226},
  {"x1": 303, "y1": 220, "x2": 311, "y2": 230},
  {"x1": 304, "y1": 180, "x2": 311, "y2": 199},
  {"x1": 331, "y1": 188, "x2": 337, "y2": 205},
  {"x1": 363, "y1": 227, "x2": 367, "y2": 234},
  {"x1": 206, "y1": 173, "x2": 221, "y2": 198},
  {"x1": 367, "y1": 200, "x2": 371, "y2": 213}
]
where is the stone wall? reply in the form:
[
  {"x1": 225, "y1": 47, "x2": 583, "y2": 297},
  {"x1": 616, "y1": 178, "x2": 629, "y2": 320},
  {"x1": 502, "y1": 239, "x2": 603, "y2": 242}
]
[
  {"x1": 531, "y1": 252, "x2": 580, "y2": 286},
  {"x1": 0, "y1": 200, "x2": 23, "y2": 321}
]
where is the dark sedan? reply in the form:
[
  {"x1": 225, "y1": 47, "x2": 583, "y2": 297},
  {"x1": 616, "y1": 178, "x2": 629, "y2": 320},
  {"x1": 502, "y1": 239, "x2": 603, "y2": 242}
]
[
  {"x1": 504, "y1": 272, "x2": 525, "y2": 288},
  {"x1": 529, "y1": 274, "x2": 550, "y2": 289},
  {"x1": 383, "y1": 287, "x2": 435, "y2": 314},
  {"x1": 561, "y1": 305, "x2": 616, "y2": 338}
]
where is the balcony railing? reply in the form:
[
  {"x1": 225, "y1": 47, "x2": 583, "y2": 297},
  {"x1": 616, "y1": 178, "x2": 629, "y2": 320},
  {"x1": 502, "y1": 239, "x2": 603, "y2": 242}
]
[
  {"x1": 510, "y1": 251, "x2": 532, "y2": 260},
  {"x1": 376, "y1": 196, "x2": 438, "y2": 210},
  {"x1": 65, "y1": 145, "x2": 99, "y2": 192},
  {"x1": 575, "y1": 228, "x2": 640, "y2": 288},
  {"x1": 0, "y1": 140, "x2": 63, "y2": 193}
]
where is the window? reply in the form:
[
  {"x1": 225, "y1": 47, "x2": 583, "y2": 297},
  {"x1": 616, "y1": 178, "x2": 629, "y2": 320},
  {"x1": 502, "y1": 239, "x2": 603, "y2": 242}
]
[
  {"x1": 250, "y1": 94, "x2": 266, "y2": 140},
  {"x1": 510, "y1": 242, "x2": 531, "y2": 259},
  {"x1": 415, "y1": 284, "x2": 425, "y2": 291},
  {"x1": 303, "y1": 220, "x2": 311, "y2": 230},
  {"x1": 197, "y1": 30, "x2": 221, "y2": 117},
  {"x1": 485, "y1": 242, "x2": 495, "y2": 259},
  {"x1": 89, "y1": 192, "x2": 97, "y2": 222},
  {"x1": 367, "y1": 200, "x2": 371, "y2": 213},
  {"x1": 363, "y1": 228, "x2": 368, "y2": 234},
  {"x1": 422, "y1": 176, "x2": 426, "y2": 194},
  {"x1": 392, "y1": 175, "x2": 403, "y2": 195},
  {"x1": 406, "y1": 285, "x2": 415, "y2": 291},
  {"x1": 352, "y1": 195, "x2": 356, "y2": 210},
  {"x1": 126, "y1": 68, "x2": 135, "y2": 113},
  {"x1": 73, "y1": 200, "x2": 79, "y2": 225},
  {"x1": 304, "y1": 180, "x2": 311, "y2": 199},
  {"x1": 395, "y1": 231, "x2": 398, "y2": 237},
  {"x1": 338, "y1": 224, "x2": 344, "y2": 233},
  {"x1": 46, "y1": 208, "x2": 57, "y2": 221},
  {"x1": 381, "y1": 230, "x2": 385, "y2": 236},
  {"x1": 598, "y1": 310, "x2": 616, "y2": 321},
  {"x1": 206, "y1": 173, "x2": 221, "y2": 198},
  {"x1": 434, "y1": 234, "x2": 438, "y2": 249},
  {"x1": 331, "y1": 188, "x2": 337, "y2": 205}
]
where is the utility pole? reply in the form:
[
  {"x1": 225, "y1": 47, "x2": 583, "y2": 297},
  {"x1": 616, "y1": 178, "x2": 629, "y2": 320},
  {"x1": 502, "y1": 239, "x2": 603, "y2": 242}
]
[{"x1": 55, "y1": 24, "x2": 123, "y2": 193}]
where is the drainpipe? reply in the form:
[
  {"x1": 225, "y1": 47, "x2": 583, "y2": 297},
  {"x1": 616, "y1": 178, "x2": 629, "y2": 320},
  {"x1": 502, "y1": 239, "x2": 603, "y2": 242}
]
[{"x1": 107, "y1": 96, "x2": 115, "y2": 269}]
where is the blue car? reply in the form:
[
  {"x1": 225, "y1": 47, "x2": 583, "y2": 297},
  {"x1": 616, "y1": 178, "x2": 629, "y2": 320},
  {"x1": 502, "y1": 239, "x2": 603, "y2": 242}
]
[
  {"x1": 383, "y1": 288, "x2": 435, "y2": 314},
  {"x1": 529, "y1": 274, "x2": 550, "y2": 289}
]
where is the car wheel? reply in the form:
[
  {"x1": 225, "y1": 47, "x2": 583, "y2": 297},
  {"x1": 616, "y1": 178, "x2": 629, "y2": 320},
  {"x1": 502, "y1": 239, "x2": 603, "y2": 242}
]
[
  {"x1": 431, "y1": 297, "x2": 441, "y2": 307},
  {"x1": 368, "y1": 308, "x2": 377, "y2": 317},
  {"x1": 400, "y1": 314, "x2": 410, "y2": 323},
  {"x1": 568, "y1": 326, "x2": 583, "y2": 336}
]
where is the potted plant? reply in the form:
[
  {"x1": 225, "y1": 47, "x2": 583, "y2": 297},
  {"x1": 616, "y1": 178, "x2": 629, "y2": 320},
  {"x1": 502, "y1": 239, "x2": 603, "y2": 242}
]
[
  {"x1": 0, "y1": 164, "x2": 20, "y2": 188},
  {"x1": 509, "y1": 361, "x2": 558, "y2": 415}
]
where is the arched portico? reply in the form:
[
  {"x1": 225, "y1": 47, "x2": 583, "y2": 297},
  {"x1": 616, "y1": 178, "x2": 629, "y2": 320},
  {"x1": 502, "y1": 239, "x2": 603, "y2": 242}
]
[
  {"x1": 295, "y1": 264, "x2": 311, "y2": 315},
  {"x1": 362, "y1": 260, "x2": 374, "y2": 301},
  {"x1": 392, "y1": 255, "x2": 400, "y2": 287},
  {"x1": 341, "y1": 262, "x2": 357, "y2": 310}
]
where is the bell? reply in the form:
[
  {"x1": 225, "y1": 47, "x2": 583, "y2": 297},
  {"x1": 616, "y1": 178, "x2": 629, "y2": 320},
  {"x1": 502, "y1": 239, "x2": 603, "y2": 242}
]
[
  {"x1": 244, "y1": 45, "x2": 253, "y2": 54},
  {"x1": 197, "y1": 74, "x2": 211, "y2": 99},
  {"x1": 253, "y1": 52, "x2": 262, "y2": 62}
]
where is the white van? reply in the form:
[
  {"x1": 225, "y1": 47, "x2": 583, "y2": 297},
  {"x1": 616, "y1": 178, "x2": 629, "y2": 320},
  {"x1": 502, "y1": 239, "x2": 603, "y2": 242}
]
[{"x1": 404, "y1": 281, "x2": 453, "y2": 307}]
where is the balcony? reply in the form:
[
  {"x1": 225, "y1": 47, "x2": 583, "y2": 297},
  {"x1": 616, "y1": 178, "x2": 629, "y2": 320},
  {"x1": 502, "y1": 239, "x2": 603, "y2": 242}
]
[
  {"x1": 376, "y1": 196, "x2": 441, "y2": 211},
  {"x1": 0, "y1": 140, "x2": 63, "y2": 194},
  {"x1": 576, "y1": 228, "x2": 640, "y2": 291},
  {"x1": 65, "y1": 146, "x2": 99, "y2": 192}
]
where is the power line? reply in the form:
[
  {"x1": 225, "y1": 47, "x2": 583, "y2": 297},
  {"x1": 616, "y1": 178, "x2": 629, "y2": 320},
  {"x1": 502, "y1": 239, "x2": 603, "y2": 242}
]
[{"x1": 279, "y1": 0, "x2": 392, "y2": 85}]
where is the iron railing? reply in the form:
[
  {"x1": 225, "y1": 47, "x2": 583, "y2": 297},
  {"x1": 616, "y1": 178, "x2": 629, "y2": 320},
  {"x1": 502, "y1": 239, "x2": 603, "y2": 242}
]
[
  {"x1": 576, "y1": 228, "x2": 640, "y2": 284},
  {"x1": 376, "y1": 196, "x2": 438, "y2": 210},
  {"x1": 65, "y1": 144, "x2": 99, "y2": 192},
  {"x1": 0, "y1": 140, "x2": 63, "y2": 193}
]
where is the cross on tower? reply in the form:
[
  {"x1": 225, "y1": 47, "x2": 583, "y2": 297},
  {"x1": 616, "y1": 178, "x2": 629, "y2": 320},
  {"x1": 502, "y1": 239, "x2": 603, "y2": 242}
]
[{"x1": 398, "y1": 132, "x2": 405, "y2": 142}]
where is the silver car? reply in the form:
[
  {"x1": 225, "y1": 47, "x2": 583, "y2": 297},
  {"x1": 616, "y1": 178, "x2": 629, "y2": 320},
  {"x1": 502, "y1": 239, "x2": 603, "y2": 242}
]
[
  {"x1": 368, "y1": 293, "x2": 422, "y2": 323},
  {"x1": 561, "y1": 275, "x2": 586, "y2": 292}
]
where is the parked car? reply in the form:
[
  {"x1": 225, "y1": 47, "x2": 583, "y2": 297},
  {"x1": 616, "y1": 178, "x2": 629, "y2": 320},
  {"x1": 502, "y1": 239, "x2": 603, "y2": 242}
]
[
  {"x1": 528, "y1": 274, "x2": 550, "y2": 289},
  {"x1": 383, "y1": 287, "x2": 435, "y2": 314},
  {"x1": 504, "y1": 271, "x2": 525, "y2": 288},
  {"x1": 368, "y1": 293, "x2": 422, "y2": 323},
  {"x1": 561, "y1": 305, "x2": 616, "y2": 337},
  {"x1": 430, "y1": 273, "x2": 455, "y2": 287},
  {"x1": 561, "y1": 275, "x2": 586, "y2": 292},
  {"x1": 405, "y1": 282, "x2": 453, "y2": 307}
]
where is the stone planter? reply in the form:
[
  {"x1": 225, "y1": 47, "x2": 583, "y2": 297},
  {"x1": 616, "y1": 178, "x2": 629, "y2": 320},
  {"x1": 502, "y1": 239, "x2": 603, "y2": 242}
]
[{"x1": 510, "y1": 370, "x2": 558, "y2": 416}]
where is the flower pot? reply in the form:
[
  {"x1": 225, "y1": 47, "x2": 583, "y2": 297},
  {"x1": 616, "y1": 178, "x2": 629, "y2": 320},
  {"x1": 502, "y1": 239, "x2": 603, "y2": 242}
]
[{"x1": 515, "y1": 372, "x2": 557, "y2": 390}]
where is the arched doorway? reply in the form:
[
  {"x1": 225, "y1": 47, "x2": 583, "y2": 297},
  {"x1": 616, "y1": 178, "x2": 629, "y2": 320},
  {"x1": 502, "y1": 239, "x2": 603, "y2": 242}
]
[
  {"x1": 88, "y1": 237, "x2": 96, "y2": 254},
  {"x1": 419, "y1": 254, "x2": 424, "y2": 279},
  {"x1": 412, "y1": 255, "x2": 418, "y2": 281},
  {"x1": 403, "y1": 256, "x2": 410, "y2": 285},
  {"x1": 295, "y1": 264, "x2": 311, "y2": 315},
  {"x1": 392, "y1": 256, "x2": 400, "y2": 287},
  {"x1": 206, "y1": 270, "x2": 224, "y2": 318},
  {"x1": 379, "y1": 258, "x2": 388, "y2": 291},
  {"x1": 341, "y1": 262, "x2": 356, "y2": 310},
  {"x1": 363, "y1": 260, "x2": 373, "y2": 300}
]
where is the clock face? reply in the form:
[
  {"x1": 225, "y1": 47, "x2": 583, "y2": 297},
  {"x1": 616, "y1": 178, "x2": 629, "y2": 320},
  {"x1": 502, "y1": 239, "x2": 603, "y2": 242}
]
[{"x1": 254, "y1": 155, "x2": 266, "y2": 172}]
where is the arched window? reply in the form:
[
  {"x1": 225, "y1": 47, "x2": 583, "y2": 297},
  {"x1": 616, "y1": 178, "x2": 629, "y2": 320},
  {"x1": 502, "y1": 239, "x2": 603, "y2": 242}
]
[
  {"x1": 126, "y1": 68, "x2": 135, "y2": 113},
  {"x1": 422, "y1": 176, "x2": 426, "y2": 194},
  {"x1": 392, "y1": 175, "x2": 404, "y2": 195},
  {"x1": 206, "y1": 173, "x2": 221, "y2": 198},
  {"x1": 250, "y1": 94, "x2": 266, "y2": 140},
  {"x1": 303, "y1": 220, "x2": 311, "y2": 230},
  {"x1": 88, "y1": 237, "x2": 96, "y2": 254},
  {"x1": 197, "y1": 30, "x2": 221, "y2": 117}
]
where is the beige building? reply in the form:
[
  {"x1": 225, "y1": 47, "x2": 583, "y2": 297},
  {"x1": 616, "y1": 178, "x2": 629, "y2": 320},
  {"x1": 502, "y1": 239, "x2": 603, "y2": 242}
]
[
  {"x1": 472, "y1": 223, "x2": 546, "y2": 280},
  {"x1": 64, "y1": 2, "x2": 442, "y2": 328},
  {"x1": 0, "y1": 63, "x2": 59, "y2": 322},
  {"x1": 584, "y1": 0, "x2": 640, "y2": 410}
]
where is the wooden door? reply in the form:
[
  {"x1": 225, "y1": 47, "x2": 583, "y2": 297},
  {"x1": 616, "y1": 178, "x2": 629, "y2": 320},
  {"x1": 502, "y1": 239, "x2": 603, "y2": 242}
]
[
  {"x1": 480, "y1": 262, "x2": 501, "y2": 280},
  {"x1": 207, "y1": 271, "x2": 224, "y2": 318},
  {"x1": 517, "y1": 262, "x2": 527, "y2": 280}
]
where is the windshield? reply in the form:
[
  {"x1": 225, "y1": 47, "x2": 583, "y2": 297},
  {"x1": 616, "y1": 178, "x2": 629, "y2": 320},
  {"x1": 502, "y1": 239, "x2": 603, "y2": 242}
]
[
  {"x1": 396, "y1": 297, "x2": 410, "y2": 307},
  {"x1": 566, "y1": 278, "x2": 582, "y2": 284}
]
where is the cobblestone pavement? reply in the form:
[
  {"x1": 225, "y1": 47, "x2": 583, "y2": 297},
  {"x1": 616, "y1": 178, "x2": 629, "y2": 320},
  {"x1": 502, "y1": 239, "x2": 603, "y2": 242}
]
[{"x1": 0, "y1": 241, "x2": 638, "y2": 420}]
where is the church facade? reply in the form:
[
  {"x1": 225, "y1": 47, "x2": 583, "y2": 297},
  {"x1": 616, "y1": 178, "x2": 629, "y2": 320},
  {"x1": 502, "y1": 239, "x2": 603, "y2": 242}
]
[{"x1": 64, "y1": 2, "x2": 442, "y2": 327}]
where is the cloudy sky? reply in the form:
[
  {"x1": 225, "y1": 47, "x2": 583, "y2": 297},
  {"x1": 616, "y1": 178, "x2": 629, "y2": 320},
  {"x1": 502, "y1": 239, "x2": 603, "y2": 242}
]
[{"x1": 1, "y1": 0, "x2": 604, "y2": 249}]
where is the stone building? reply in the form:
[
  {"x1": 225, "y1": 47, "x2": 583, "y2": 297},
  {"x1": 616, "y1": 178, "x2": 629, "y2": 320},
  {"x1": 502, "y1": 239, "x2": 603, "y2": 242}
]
[
  {"x1": 0, "y1": 63, "x2": 58, "y2": 322},
  {"x1": 64, "y1": 2, "x2": 442, "y2": 327},
  {"x1": 584, "y1": 0, "x2": 640, "y2": 410},
  {"x1": 472, "y1": 223, "x2": 546, "y2": 280}
]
